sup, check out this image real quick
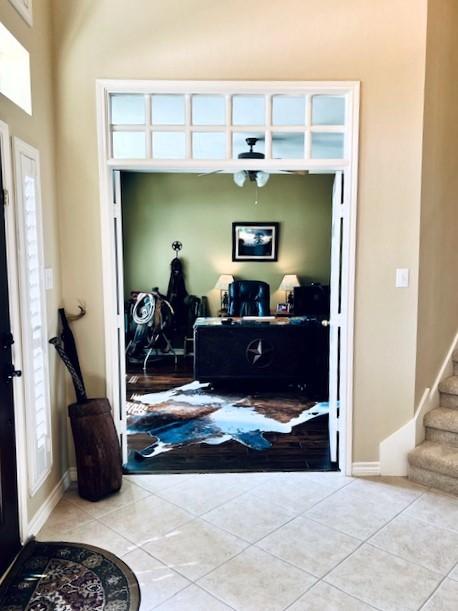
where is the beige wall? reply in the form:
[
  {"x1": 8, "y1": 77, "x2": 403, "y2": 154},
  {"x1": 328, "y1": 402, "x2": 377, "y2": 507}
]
[
  {"x1": 0, "y1": 0, "x2": 66, "y2": 520},
  {"x1": 122, "y1": 172, "x2": 333, "y2": 316},
  {"x1": 52, "y1": 0, "x2": 429, "y2": 463},
  {"x1": 415, "y1": 0, "x2": 458, "y2": 403}
]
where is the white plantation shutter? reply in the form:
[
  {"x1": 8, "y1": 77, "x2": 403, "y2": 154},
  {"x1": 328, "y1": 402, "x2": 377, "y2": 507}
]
[{"x1": 14, "y1": 140, "x2": 52, "y2": 494}]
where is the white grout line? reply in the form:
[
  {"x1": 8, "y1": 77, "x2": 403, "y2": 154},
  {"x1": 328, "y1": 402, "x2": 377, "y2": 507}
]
[
  {"x1": 284, "y1": 581, "x2": 383, "y2": 611},
  {"x1": 400, "y1": 495, "x2": 458, "y2": 535},
  {"x1": 366, "y1": 514, "x2": 458, "y2": 573},
  {"x1": 194, "y1": 544, "x2": 318, "y2": 611},
  {"x1": 150, "y1": 476, "x2": 278, "y2": 519},
  {"x1": 448, "y1": 562, "x2": 458, "y2": 581},
  {"x1": 280, "y1": 486, "x2": 432, "y2": 610},
  {"x1": 197, "y1": 482, "x2": 347, "y2": 545},
  {"x1": 43, "y1": 477, "x2": 451, "y2": 611},
  {"x1": 150, "y1": 582, "x2": 237, "y2": 610},
  {"x1": 418, "y1": 557, "x2": 458, "y2": 609},
  {"x1": 178, "y1": 483, "x2": 371, "y2": 607},
  {"x1": 417, "y1": 575, "x2": 450, "y2": 609}
]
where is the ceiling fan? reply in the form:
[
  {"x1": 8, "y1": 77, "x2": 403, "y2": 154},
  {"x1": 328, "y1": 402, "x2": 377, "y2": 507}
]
[{"x1": 199, "y1": 137, "x2": 306, "y2": 188}]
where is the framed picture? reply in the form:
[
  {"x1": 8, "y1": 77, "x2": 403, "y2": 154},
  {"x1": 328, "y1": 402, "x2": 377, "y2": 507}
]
[
  {"x1": 276, "y1": 303, "x2": 290, "y2": 315},
  {"x1": 8, "y1": 0, "x2": 33, "y2": 26},
  {"x1": 232, "y1": 222, "x2": 279, "y2": 262}
]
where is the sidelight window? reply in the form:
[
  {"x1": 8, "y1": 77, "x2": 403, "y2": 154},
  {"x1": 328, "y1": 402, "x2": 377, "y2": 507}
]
[{"x1": 14, "y1": 139, "x2": 52, "y2": 495}]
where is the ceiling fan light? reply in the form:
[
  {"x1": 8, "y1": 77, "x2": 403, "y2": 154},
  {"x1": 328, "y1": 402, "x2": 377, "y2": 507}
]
[
  {"x1": 233, "y1": 170, "x2": 247, "y2": 187},
  {"x1": 255, "y1": 171, "x2": 270, "y2": 187}
]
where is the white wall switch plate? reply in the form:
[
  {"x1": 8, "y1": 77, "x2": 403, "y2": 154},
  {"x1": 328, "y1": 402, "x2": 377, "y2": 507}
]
[
  {"x1": 44, "y1": 267, "x2": 53, "y2": 290},
  {"x1": 395, "y1": 268, "x2": 409, "y2": 288}
]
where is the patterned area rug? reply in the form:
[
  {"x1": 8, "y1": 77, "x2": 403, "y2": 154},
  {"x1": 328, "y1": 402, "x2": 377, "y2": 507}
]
[{"x1": 0, "y1": 541, "x2": 140, "y2": 611}]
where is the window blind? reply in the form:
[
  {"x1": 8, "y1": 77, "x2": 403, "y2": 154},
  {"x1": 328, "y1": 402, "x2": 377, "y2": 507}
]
[{"x1": 15, "y1": 142, "x2": 52, "y2": 495}]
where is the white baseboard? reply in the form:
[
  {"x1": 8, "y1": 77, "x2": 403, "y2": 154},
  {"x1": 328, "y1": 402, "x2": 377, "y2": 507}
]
[
  {"x1": 379, "y1": 331, "x2": 458, "y2": 476},
  {"x1": 352, "y1": 462, "x2": 381, "y2": 476},
  {"x1": 27, "y1": 470, "x2": 72, "y2": 538}
]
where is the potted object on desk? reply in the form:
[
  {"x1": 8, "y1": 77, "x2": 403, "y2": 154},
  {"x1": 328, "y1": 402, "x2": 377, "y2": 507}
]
[{"x1": 50, "y1": 307, "x2": 122, "y2": 501}]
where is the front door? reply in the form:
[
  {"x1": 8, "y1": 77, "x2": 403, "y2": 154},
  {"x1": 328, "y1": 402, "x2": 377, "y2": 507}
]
[{"x1": 0, "y1": 141, "x2": 21, "y2": 575}]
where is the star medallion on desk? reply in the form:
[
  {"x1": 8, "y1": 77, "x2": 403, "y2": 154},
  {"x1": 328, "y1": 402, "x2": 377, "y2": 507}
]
[{"x1": 246, "y1": 339, "x2": 274, "y2": 368}]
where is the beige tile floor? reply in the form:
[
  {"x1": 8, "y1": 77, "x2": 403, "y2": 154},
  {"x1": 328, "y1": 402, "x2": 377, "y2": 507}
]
[{"x1": 37, "y1": 472, "x2": 458, "y2": 611}]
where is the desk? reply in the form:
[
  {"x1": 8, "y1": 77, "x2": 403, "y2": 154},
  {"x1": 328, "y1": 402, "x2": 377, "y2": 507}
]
[{"x1": 194, "y1": 317, "x2": 329, "y2": 396}]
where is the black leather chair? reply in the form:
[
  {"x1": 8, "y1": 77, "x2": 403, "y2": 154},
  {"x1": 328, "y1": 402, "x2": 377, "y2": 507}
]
[{"x1": 227, "y1": 280, "x2": 270, "y2": 317}]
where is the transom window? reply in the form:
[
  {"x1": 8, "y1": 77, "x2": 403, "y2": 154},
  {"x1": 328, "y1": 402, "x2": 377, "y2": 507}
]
[{"x1": 109, "y1": 91, "x2": 346, "y2": 162}]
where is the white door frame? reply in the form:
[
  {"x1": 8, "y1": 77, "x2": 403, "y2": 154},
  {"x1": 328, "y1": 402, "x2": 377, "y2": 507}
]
[
  {"x1": 96, "y1": 79, "x2": 360, "y2": 474},
  {"x1": 0, "y1": 120, "x2": 28, "y2": 543}
]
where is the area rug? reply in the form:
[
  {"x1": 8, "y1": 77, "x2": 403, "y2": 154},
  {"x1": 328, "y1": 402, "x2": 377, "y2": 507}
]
[
  {"x1": 127, "y1": 381, "x2": 329, "y2": 459},
  {"x1": 0, "y1": 541, "x2": 140, "y2": 611}
]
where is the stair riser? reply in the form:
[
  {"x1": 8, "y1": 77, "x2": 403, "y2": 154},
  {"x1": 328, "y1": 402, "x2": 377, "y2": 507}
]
[
  {"x1": 440, "y1": 393, "x2": 458, "y2": 409},
  {"x1": 426, "y1": 427, "x2": 458, "y2": 448},
  {"x1": 408, "y1": 465, "x2": 458, "y2": 495}
]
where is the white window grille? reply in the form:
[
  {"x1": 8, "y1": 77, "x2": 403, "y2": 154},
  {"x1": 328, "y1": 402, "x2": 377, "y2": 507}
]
[
  {"x1": 108, "y1": 89, "x2": 347, "y2": 162},
  {"x1": 13, "y1": 138, "x2": 52, "y2": 495}
]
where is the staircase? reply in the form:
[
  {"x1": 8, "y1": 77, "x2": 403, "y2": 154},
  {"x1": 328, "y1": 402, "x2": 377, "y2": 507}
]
[{"x1": 408, "y1": 350, "x2": 458, "y2": 495}]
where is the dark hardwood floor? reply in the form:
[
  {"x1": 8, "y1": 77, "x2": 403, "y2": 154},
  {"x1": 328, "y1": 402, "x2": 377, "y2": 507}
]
[{"x1": 125, "y1": 358, "x2": 336, "y2": 474}]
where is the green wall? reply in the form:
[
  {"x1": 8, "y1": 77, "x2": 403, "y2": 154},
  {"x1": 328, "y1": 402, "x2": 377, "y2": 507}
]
[{"x1": 121, "y1": 172, "x2": 333, "y2": 315}]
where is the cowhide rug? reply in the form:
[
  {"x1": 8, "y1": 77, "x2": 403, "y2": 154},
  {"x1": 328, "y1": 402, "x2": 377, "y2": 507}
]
[{"x1": 127, "y1": 382, "x2": 329, "y2": 458}]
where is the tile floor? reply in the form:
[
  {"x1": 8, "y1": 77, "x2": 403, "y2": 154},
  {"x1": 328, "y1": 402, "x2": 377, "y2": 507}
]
[{"x1": 37, "y1": 472, "x2": 458, "y2": 611}]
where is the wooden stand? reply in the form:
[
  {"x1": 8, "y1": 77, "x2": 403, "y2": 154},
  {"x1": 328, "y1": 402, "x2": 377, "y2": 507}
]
[{"x1": 68, "y1": 398, "x2": 122, "y2": 501}]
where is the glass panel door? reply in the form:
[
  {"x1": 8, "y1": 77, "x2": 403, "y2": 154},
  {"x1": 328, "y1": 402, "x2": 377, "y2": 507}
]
[{"x1": 328, "y1": 171, "x2": 344, "y2": 463}]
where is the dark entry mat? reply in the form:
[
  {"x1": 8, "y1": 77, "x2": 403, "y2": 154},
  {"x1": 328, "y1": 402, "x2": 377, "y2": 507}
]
[{"x1": 0, "y1": 540, "x2": 140, "y2": 611}]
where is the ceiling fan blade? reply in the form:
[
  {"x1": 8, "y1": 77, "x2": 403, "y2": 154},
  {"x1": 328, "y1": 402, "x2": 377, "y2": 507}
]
[
  {"x1": 280, "y1": 170, "x2": 307, "y2": 175},
  {"x1": 253, "y1": 135, "x2": 289, "y2": 142},
  {"x1": 197, "y1": 170, "x2": 224, "y2": 177}
]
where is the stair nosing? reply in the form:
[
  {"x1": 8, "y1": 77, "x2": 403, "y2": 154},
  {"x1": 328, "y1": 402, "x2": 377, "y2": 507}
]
[
  {"x1": 407, "y1": 440, "x2": 458, "y2": 479},
  {"x1": 439, "y1": 374, "x2": 458, "y2": 395},
  {"x1": 424, "y1": 407, "x2": 458, "y2": 434}
]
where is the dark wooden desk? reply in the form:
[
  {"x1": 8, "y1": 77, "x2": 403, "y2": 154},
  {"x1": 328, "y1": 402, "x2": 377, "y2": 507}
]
[{"x1": 194, "y1": 317, "x2": 329, "y2": 396}]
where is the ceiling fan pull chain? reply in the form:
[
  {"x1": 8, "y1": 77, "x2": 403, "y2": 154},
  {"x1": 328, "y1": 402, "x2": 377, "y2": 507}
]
[{"x1": 254, "y1": 183, "x2": 259, "y2": 205}]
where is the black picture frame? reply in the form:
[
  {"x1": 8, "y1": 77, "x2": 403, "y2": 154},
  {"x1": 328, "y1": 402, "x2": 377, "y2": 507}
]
[{"x1": 232, "y1": 222, "x2": 279, "y2": 262}]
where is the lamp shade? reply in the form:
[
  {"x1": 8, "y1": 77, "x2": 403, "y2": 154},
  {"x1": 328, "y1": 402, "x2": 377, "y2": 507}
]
[
  {"x1": 279, "y1": 274, "x2": 300, "y2": 292},
  {"x1": 215, "y1": 274, "x2": 234, "y2": 290}
]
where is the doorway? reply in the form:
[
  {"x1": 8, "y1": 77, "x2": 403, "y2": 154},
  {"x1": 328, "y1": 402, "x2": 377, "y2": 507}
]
[
  {"x1": 0, "y1": 138, "x2": 21, "y2": 576},
  {"x1": 121, "y1": 170, "x2": 335, "y2": 472},
  {"x1": 96, "y1": 80, "x2": 359, "y2": 474}
]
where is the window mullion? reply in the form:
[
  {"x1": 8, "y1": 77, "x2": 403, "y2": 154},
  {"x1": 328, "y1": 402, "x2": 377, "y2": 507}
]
[
  {"x1": 225, "y1": 94, "x2": 232, "y2": 160},
  {"x1": 265, "y1": 94, "x2": 272, "y2": 160},
  {"x1": 305, "y1": 95, "x2": 312, "y2": 160},
  {"x1": 145, "y1": 95, "x2": 152, "y2": 158},
  {"x1": 185, "y1": 94, "x2": 192, "y2": 159}
]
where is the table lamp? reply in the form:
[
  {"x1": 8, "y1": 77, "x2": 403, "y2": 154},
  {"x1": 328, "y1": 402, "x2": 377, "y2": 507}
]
[
  {"x1": 215, "y1": 274, "x2": 234, "y2": 312},
  {"x1": 279, "y1": 274, "x2": 300, "y2": 308}
]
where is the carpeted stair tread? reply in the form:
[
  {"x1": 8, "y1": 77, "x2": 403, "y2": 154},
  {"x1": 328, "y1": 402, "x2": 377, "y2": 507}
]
[
  {"x1": 408, "y1": 440, "x2": 458, "y2": 479},
  {"x1": 408, "y1": 465, "x2": 458, "y2": 496},
  {"x1": 439, "y1": 375, "x2": 458, "y2": 395},
  {"x1": 424, "y1": 407, "x2": 458, "y2": 434}
]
